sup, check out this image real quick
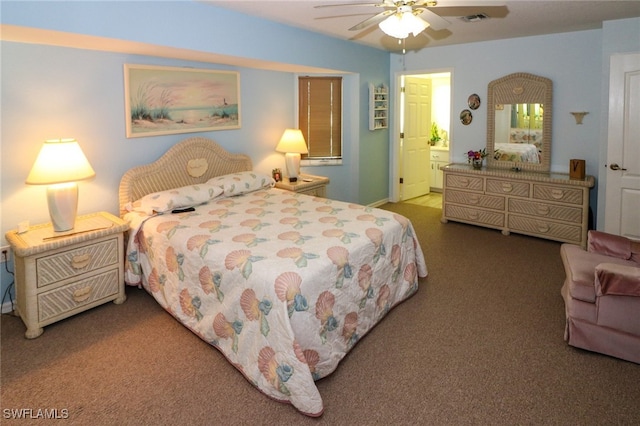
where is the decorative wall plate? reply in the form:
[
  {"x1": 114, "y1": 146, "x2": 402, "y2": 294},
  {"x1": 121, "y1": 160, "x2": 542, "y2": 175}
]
[
  {"x1": 460, "y1": 109, "x2": 473, "y2": 125},
  {"x1": 468, "y1": 93, "x2": 481, "y2": 110}
]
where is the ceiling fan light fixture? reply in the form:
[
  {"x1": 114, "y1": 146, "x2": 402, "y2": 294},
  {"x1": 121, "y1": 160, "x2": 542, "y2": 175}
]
[
  {"x1": 379, "y1": 10, "x2": 429, "y2": 39},
  {"x1": 379, "y1": 13, "x2": 409, "y2": 39},
  {"x1": 406, "y1": 12, "x2": 429, "y2": 36}
]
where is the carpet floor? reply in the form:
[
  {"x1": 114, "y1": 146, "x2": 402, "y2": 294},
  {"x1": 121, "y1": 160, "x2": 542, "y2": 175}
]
[{"x1": 2, "y1": 203, "x2": 639, "y2": 425}]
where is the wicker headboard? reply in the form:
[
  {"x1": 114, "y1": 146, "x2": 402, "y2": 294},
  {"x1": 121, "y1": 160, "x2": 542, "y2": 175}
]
[{"x1": 118, "y1": 137, "x2": 252, "y2": 217}]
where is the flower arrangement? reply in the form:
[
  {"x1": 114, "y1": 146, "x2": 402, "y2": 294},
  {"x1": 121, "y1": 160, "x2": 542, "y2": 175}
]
[
  {"x1": 467, "y1": 148, "x2": 487, "y2": 162},
  {"x1": 467, "y1": 148, "x2": 487, "y2": 169}
]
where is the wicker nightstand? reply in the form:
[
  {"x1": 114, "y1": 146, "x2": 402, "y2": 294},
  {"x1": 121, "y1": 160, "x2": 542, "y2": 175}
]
[
  {"x1": 5, "y1": 212, "x2": 129, "y2": 338},
  {"x1": 274, "y1": 174, "x2": 330, "y2": 198}
]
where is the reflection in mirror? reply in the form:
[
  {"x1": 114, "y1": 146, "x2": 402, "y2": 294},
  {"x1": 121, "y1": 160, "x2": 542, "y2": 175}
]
[
  {"x1": 487, "y1": 73, "x2": 552, "y2": 172},
  {"x1": 493, "y1": 103, "x2": 544, "y2": 164}
]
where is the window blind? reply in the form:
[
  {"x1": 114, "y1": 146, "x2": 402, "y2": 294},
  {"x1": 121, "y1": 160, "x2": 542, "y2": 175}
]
[{"x1": 298, "y1": 76, "x2": 342, "y2": 159}]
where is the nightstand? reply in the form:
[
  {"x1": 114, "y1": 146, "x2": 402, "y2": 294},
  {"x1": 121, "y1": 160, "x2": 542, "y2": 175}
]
[
  {"x1": 5, "y1": 212, "x2": 129, "y2": 338},
  {"x1": 274, "y1": 174, "x2": 330, "y2": 197}
]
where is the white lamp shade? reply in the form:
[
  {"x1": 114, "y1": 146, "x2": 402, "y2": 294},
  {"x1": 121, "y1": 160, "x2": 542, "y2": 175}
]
[
  {"x1": 379, "y1": 11, "x2": 429, "y2": 39},
  {"x1": 26, "y1": 138, "x2": 95, "y2": 232},
  {"x1": 275, "y1": 129, "x2": 308, "y2": 154},
  {"x1": 379, "y1": 14, "x2": 409, "y2": 39},
  {"x1": 405, "y1": 12, "x2": 429, "y2": 36},
  {"x1": 26, "y1": 138, "x2": 95, "y2": 185}
]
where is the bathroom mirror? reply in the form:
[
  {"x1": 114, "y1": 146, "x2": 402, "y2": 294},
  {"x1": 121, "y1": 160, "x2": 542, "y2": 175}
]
[{"x1": 486, "y1": 72, "x2": 552, "y2": 172}]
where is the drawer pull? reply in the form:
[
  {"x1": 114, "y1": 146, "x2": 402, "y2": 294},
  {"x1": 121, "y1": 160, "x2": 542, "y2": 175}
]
[
  {"x1": 501, "y1": 183, "x2": 513, "y2": 193},
  {"x1": 468, "y1": 212, "x2": 479, "y2": 220},
  {"x1": 537, "y1": 223, "x2": 550, "y2": 233},
  {"x1": 551, "y1": 189, "x2": 564, "y2": 200},
  {"x1": 71, "y1": 253, "x2": 92, "y2": 269},
  {"x1": 468, "y1": 195, "x2": 480, "y2": 205},
  {"x1": 72, "y1": 286, "x2": 92, "y2": 303},
  {"x1": 537, "y1": 205, "x2": 550, "y2": 215},
  {"x1": 459, "y1": 178, "x2": 470, "y2": 187}
]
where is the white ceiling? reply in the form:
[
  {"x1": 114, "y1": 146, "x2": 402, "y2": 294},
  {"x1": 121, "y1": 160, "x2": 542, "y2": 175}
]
[{"x1": 204, "y1": 0, "x2": 640, "y2": 52}]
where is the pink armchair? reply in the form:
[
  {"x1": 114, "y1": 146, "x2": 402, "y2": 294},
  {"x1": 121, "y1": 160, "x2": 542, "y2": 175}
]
[{"x1": 560, "y1": 230, "x2": 640, "y2": 364}]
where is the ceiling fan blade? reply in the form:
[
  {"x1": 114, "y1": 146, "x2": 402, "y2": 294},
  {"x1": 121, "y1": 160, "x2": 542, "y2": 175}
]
[
  {"x1": 349, "y1": 10, "x2": 395, "y2": 31},
  {"x1": 419, "y1": 8, "x2": 451, "y2": 31},
  {"x1": 315, "y1": 12, "x2": 382, "y2": 21},
  {"x1": 314, "y1": 2, "x2": 388, "y2": 9}
]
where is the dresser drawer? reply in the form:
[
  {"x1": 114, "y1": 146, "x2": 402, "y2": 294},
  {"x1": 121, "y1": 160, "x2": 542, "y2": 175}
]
[
  {"x1": 533, "y1": 184, "x2": 583, "y2": 205},
  {"x1": 486, "y1": 179, "x2": 530, "y2": 198},
  {"x1": 36, "y1": 238, "x2": 119, "y2": 288},
  {"x1": 446, "y1": 189, "x2": 504, "y2": 211},
  {"x1": 508, "y1": 215, "x2": 582, "y2": 243},
  {"x1": 445, "y1": 174, "x2": 483, "y2": 191},
  {"x1": 444, "y1": 204, "x2": 504, "y2": 227},
  {"x1": 38, "y1": 269, "x2": 120, "y2": 322},
  {"x1": 509, "y1": 199, "x2": 583, "y2": 223}
]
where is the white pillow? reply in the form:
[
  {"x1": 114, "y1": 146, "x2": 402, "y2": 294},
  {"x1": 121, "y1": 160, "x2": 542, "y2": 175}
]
[
  {"x1": 207, "y1": 171, "x2": 275, "y2": 196},
  {"x1": 131, "y1": 183, "x2": 224, "y2": 214}
]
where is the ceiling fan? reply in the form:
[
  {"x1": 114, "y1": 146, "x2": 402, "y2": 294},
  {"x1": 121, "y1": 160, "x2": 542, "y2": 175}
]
[{"x1": 315, "y1": 1, "x2": 452, "y2": 39}]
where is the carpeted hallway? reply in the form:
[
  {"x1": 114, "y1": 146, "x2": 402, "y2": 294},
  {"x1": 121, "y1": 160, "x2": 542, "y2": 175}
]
[{"x1": 2, "y1": 203, "x2": 639, "y2": 425}]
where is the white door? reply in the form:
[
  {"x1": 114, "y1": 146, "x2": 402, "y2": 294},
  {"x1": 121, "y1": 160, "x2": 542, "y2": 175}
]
[
  {"x1": 604, "y1": 53, "x2": 640, "y2": 239},
  {"x1": 402, "y1": 77, "x2": 431, "y2": 200}
]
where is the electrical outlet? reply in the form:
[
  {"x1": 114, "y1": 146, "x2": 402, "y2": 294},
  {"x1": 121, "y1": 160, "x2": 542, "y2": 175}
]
[{"x1": 1, "y1": 245, "x2": 11, "y2": 264}]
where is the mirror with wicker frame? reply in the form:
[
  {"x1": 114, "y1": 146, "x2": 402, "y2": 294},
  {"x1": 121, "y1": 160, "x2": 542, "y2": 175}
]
[{"x1": 486, "y1": 72, "x2": 552, "y2": 172}]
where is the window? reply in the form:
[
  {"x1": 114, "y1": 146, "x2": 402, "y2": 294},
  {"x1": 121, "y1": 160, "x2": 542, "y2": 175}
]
[{"x1": 298, "y1": 76, "x2": 342, "y2": 163}]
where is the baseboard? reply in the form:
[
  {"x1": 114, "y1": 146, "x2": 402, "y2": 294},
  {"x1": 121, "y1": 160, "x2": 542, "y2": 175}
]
[{"x1": 368, "y1": 198, "x2": 389, "y2": 208}]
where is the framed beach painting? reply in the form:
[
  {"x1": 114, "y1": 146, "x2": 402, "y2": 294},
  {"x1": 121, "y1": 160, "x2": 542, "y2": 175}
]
[{"x1": 124, "y1": 64, "x2": 240, "y2": 137}]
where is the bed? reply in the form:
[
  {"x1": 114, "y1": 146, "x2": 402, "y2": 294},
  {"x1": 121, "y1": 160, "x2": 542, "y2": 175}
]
[
  {"x1": 119, "y1": 137, "x2": 428, "y2": 416},
  {"x1": 493, "y1": 142, "x2": 540, "y2": 163}
]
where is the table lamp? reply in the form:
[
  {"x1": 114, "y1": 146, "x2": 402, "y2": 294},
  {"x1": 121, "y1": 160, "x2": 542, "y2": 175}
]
[
  {"x1": 275, "y1": 128, "x2": 308, "y2": 183},
  {"x1": 26, "y1": 138, "x2": 96, "y2": 232}
]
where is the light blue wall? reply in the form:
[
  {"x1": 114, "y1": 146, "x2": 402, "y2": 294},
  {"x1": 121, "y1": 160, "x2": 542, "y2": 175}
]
[
  {"x1": 1, "y1": 0, "x2": 370, "y2": 70},
  {"x1": 0, "y1": 1, "x2": 391, "y2": 310},
  {"x1": 391, "y1": 19, "x2": 640, "y2": 227},
  {"x1": 0, "y1": 1, "x2": 391, "y2": 207},
  {"x1": 1, "y1": 42, "x2": 305, "y2": 218},
  {"x1": 392, "y1": 30, "x2": 602, "y2": 172}
]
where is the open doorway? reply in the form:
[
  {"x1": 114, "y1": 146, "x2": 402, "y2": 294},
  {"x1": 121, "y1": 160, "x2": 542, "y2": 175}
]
[{"x1": 391, "y1": 70, "x2": 452, "y2": 206}]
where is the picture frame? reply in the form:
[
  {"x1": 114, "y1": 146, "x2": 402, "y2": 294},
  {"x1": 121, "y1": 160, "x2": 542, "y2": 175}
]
[
  {"x1": 468, "y1": 93, "x2": 481, "y2": 110},
  {"x1": 124, "y1": 64, "x2": 240, "y2": 138},
  {"x1": 460, "y1": 109, "x2": 473, "y2": 125}
]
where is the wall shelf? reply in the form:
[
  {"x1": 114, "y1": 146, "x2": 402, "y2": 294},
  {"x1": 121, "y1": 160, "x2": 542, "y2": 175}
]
[{"x1": 369, "y1": 83, "x2": 388, "y2": 130}]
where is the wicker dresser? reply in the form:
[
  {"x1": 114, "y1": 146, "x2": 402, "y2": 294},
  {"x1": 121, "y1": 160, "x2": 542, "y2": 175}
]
[
  {"x1": 441, "y1": 164, "x2": 595, "y2": 248},
  {"x1": 5, "y1": 212, "x2": 128, "y2": 338}
]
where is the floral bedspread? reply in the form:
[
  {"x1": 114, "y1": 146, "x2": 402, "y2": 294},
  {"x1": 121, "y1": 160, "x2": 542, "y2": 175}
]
[
  {"x1": 494, "y1": 142, "x2": 540, "y2": 163},
  {"x1": 124, "y1": 186, "x2": 427, "y2": 416}
]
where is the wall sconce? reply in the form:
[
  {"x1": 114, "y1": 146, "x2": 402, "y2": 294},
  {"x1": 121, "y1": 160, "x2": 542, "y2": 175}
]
[
  {"x1": 570, "y1": 112, "x2": 589, "y2": 124},
  {"x1": 26, "y1": 138, "x2": 96, "y2": 232},
  {"x1": 275, "y1": 129, "x2": 308, "y2": 183}
]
